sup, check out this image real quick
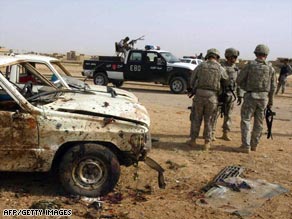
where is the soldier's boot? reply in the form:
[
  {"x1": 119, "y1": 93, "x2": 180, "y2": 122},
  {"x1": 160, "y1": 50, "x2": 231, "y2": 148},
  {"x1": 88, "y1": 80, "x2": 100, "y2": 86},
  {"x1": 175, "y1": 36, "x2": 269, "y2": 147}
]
[
  {"x1": 186, "y1": 139, "x2": 197, "y2": 147},
  {"x1": 275, "y1": 85, "x2": 280, "y2": 95},
  {"x1": 282, "y1": 87, "x2": 285, "y2": 94},
  {"x1": 237, "y1": 145, "x2": 250, "y2": 154},
  {"x1": 212, "y1": 132, "x2": 217, "y2": 141},
  {"x1": 203, "y1": 140, "x2": 211, "y2": 151},
  {"x1": 251, "y1": 145, "x2": 257, "y2": 152},
  {"x1": 222, "y1": 131, "x2": 232, "y2": 141}
]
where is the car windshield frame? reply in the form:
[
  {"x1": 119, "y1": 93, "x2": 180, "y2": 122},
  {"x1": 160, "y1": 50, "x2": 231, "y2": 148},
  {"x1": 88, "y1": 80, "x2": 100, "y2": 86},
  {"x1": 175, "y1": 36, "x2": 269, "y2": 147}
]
[
  {"x1": 160, "y1": 52, "x2": 180, "y2": 63},
  {"x1": 180, "y1": 59, "x2": 191, "y2": 63},
  {"x1": 50, "y1": 61, "x2": 72, "y2": 77}
]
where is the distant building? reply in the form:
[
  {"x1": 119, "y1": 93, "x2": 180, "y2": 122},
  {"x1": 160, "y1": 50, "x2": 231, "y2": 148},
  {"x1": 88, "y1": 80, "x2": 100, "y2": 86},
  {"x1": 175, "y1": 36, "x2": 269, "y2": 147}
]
[
  {"x1": 52, "y1": 53, "x2": 65, "y2": 60},
  {"x1": 76, "y1": 54, "x2": 85, "y2": 61},
  {"x1": 66, "y1": 51, "x2": 86, "y2": 62},
  {"x1": 67, "y1": 51, "x2": 77, "y2": 60}
]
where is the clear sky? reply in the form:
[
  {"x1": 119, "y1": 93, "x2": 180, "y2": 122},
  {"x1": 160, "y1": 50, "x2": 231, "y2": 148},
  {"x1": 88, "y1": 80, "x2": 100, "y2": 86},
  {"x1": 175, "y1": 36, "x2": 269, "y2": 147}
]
[{"x1": 1, "y1": 0, "x2": 291, "y2": 60}]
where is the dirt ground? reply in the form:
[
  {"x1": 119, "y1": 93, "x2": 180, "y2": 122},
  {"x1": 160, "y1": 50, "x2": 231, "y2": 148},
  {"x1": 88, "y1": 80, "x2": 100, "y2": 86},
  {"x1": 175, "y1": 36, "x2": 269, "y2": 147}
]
[{"x1": 0, "y1": 65, "x2": 291, "y2": 219}]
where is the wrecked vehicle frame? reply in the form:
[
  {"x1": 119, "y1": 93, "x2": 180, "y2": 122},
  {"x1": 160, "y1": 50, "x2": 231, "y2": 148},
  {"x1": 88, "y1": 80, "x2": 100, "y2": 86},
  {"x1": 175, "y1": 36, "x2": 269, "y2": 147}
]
[
  {"x1": 14, "y1": 54, "x2": 139, "y2": 103},
  {"x1": 0, "y1": 56, "x2": 164, "y2": 197}
]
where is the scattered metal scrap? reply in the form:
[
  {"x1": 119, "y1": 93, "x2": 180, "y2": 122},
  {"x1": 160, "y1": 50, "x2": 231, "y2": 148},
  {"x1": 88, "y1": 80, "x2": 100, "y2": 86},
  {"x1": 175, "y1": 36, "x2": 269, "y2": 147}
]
[
  {"x1": 144, "y1": 157, "x2": 166, "y2": 189},
  {"x1": 201, "y1": 165, "x2": 245, "y2": 192},
  {"x1": 216, "y1": 178, "x2": 252, "y2": 192},
  {"x1": 197, "y1": 166, "x2": 289, "y2": 217}
]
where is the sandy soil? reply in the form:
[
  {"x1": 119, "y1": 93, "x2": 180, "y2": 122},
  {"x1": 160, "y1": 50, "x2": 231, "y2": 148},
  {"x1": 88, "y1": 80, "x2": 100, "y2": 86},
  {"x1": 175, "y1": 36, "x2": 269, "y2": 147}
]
[{"x1": 0, "y1": 65, "x2": 291, "y2": 219}]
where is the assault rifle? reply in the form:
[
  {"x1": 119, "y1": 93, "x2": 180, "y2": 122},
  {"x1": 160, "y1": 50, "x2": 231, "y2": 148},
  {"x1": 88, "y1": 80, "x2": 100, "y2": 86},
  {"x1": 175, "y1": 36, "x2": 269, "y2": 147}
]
[
  {"x1": 128, "y1": 35, "x2": 145, "y2": 47},
  {"x1": 218, "y1": 85, "x2": 236, "y2": 117},
  {"x1": 265, "y1": 107, "x2": 276, "y2": 139},
  {"x1": 187, "y1": 87, "x2": 196, "y2": 98}
]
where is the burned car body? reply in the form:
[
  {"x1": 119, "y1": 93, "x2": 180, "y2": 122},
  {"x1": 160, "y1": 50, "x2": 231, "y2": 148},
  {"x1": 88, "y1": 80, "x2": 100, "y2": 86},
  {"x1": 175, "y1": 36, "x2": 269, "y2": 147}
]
[
  {"x1": 14, "y1": 54, "x2": 138, "y2": 103},
  {"x1": 0, "y1": 56, "x2": 158, "y2": 197}
]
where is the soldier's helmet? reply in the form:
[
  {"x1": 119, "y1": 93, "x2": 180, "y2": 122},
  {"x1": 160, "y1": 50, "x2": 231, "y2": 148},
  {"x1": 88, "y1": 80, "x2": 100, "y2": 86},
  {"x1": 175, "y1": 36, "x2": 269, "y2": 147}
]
[
  {"x1": 225, "y1": 48, "x2": 240, "y2": 58},
  {"x1": 254, "y1": 44, "x2": 269, "y2": 55},
  {"x1": 205, "y1": 48, "x2": 220, "y2": 59}
]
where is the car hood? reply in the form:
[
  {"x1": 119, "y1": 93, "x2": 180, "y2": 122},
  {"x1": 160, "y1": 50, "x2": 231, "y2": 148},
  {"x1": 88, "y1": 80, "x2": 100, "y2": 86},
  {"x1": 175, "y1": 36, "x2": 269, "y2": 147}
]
[
  {"x1": 45, "y1": 91, "x2": 150, "y2": 126},
  {"x1": 167, "y1": 62, "x2": 196, "y2": 70},
  {"x1": 62, "y1": 76, "x2": 138, "y2": 102}
]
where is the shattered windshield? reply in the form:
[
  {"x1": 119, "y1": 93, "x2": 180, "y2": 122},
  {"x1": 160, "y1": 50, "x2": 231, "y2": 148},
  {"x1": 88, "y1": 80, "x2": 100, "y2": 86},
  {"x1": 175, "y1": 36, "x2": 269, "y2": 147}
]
[
  {"x1": 51, "y1": 61, "x2": 71, "y2": 76},
  {"x1": 160, "y1": 52, "x2": 180, "y2": 63},
  {"x1": 51, "y1": 61, "x2": 89, "y2": 90},
  {"x1": 27, "y1": 89, "x2": 64, "y2": 103}
]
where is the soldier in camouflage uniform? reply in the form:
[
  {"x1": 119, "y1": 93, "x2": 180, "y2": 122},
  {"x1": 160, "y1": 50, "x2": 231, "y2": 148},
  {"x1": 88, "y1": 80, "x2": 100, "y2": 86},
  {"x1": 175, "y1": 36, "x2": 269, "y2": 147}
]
[
  {"x1": 275, "y1": 59, "x2": 291, "y2": 94},
  {"x1": 236, "y1": 44, "x2": 276, "y2": 153},
  {"x1": 187, "y1": 48, "x2": 228, "y2": 150},
  {"x1": 212, "y1": 48, "x2": 243, "y2": 141}
]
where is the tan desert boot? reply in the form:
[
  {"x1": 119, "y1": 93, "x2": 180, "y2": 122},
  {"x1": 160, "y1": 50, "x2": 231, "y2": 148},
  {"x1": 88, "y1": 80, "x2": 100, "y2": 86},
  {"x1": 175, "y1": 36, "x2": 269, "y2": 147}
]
[
  {"x1": 186, "y1": 139, "x2": 197, "y2": 147},
  {"x1": 237, "y1": 145, "x2": 250, "y2": 154},
  {"x1": 222, "y1": 132, "x2": 232, "y2": 141},
  {"x1": 203, "y1": 140, "x2": 211, "y2": 151}
]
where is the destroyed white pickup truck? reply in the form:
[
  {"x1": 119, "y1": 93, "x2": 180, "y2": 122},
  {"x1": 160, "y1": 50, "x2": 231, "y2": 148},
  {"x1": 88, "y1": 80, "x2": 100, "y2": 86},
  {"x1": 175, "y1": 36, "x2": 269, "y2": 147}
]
[
  {"x1": 14, "y1": 54, "x2": 138, "y2": 103},
  {"x1": 0, "y1": 56, "x2": 164, "y2": 197}
]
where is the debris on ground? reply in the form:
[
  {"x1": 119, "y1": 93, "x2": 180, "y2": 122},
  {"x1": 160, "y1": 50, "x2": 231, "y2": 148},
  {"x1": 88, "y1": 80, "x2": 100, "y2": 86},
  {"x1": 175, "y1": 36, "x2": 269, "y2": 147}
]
[
  {"x1": 101, "y1": 192, "x2": 123, "y2": 204},
  {"x1": 187, "y1": 190, "x2": 202, "y2": 201},
  {"x1": 201, "y1": 165, "x2": 245, "y2": 192},
  {"x1": 217, "y1": 177, "x2": 252, "y2": 192},
  {"x1": 14, "y1": 188, "x2": 30, "y2": 198},
  {"x1": 197, "y1": 166, "x2": 289, "y2": 217},
  {"x1": 83, "y1": 210, "x2": 99, "y2": 219},
  {"x1": 144, "y1": 157, "x2": 166, "y2": 189},
  {"x1": 63, "y1": 196, "x2": 81, "y2": 205},
  {"x1": 29, "y1": 200, "x2": 61, "y2": 210},
  {"x1": 125, "y1": 185, "x2": 153, "y2": 203},
  {"x1": 131, "y1": 191, "x2": 148, "y2": 202},
  {"x1": 165, "y1": 160, "x2": 186, "y2": 170},
  {"x1": 88, "y1": 201, "x2": 103, "y2": 211}
]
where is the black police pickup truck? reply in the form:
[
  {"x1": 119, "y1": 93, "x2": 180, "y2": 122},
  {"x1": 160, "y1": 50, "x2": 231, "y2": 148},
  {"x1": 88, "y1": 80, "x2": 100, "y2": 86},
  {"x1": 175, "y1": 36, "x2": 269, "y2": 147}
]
[{"x1": 82, "y1": 48, "x2": 197, "y2": 94}]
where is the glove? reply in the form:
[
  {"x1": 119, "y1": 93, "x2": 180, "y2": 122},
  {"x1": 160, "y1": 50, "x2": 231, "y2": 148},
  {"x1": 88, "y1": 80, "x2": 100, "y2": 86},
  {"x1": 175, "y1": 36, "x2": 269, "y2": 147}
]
[{"x1": 237, "y1": 96, "x2": 242, "y2": 105}]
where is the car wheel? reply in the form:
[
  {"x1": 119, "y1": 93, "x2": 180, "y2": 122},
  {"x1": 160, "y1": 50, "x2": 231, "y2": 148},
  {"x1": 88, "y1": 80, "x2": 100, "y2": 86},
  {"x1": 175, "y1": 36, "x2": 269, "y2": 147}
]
[
  {"x1": 170, "y1": 76, "x2": 187, "y2": 94},
  {"x1": 112, "y1": 80, "x2": 124, "y2": 88},
  {"x1": 93, "y1": 72, "x2": 109, "y2": 86},
  {"x1": 59, "y1": 143, "x2": 120, "y2": 197}
]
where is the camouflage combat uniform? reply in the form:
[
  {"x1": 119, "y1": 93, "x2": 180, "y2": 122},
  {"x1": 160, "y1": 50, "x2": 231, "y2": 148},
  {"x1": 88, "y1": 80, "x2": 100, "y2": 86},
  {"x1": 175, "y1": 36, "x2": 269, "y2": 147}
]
[
  {"x1": 213, "y1": 61, "x2": 243, "y2": 136},
  {"x1": 220, "y1": 61, "x2": 242, "y2": 132},
  {"x1": 189, "y1": 49, "x2": 228, "y2": 147},
  {"x1": 236, "y1": 45, "x2": 276, "y2": 150},
  {"x1": 276, "y1": 62, "x2": 292, "y2": 94}
]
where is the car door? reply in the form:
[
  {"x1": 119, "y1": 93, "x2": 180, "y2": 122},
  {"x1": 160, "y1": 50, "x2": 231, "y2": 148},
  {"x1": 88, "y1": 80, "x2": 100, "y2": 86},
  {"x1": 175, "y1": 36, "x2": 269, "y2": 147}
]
[
  {"x1": 124, "y1": 51, "x2": 146, "y2": 81},
  {"x1": 144, "y1": 52, "x2": 167, "y2": 82},
  {"x1": 0, "y1": 101, "x2": 39, "y2": 171}
]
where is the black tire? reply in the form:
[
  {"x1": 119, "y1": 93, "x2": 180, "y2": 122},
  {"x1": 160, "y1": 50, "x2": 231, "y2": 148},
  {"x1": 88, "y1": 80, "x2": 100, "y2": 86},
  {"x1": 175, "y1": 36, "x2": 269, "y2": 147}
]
[
  {"x1": 59, "y1": 143, "x2": 120, "y2": 197},
  {"x1": 169, "y1": 76, "x2": 187, "y2": 94},
  {"x1": 93, "y1": 72, "x2": 109, "y2": 86},
  {"x1": 112, "y1": 80, "x2": 124, "y2": 88}
]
